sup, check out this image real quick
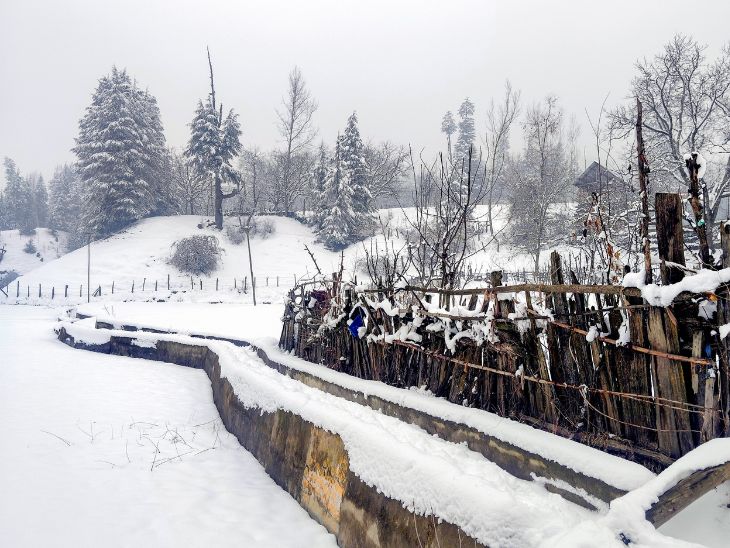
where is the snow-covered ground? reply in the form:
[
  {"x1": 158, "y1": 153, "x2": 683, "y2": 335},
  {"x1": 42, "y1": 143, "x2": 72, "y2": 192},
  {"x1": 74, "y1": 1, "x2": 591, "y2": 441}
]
[
  {"x1": 0, "y1": 305, "x2": 335, "y2": 547},
  {"x1": 0, "y1": 227, "x2": 67, "y2": 278},
  {"x1": 1, "y1": 208, "x2": 564, "y2": 305},
  {"x1": 72, "y1": 299, "x2": 730, "y2": 547}
]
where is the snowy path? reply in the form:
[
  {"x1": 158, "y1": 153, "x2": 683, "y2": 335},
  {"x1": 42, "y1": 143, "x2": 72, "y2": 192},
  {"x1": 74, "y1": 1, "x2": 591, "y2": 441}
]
[{"x1": 0, "y1": 305, "x2": 336, "y2": 547}]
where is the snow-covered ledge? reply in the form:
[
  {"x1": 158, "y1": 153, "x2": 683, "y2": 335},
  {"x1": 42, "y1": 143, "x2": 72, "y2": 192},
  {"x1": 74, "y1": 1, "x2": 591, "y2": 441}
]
[{"x1": 54, "y1": 316, "x2": 730, "y2": 545}]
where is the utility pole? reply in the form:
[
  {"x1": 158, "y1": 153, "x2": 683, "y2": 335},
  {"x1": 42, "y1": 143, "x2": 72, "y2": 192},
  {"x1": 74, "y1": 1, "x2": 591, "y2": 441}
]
[
  {"x1": 635, "y1": 98, "x2": 653, "y2": 285},
  {"x1": 87, "y1": 234, "x2": 91, "y2": 303}
]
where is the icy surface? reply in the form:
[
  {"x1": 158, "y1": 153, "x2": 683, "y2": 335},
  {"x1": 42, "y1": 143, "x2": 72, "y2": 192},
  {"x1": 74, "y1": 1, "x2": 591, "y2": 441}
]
[{"x1": 0, "y1": 306, "x2": 335, "y2": 547}]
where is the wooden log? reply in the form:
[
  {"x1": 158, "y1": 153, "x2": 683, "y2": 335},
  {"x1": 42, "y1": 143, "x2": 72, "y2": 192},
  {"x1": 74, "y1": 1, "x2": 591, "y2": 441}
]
[
  {"x1": 655, "y1": 193, "x2": 686, "y2": 285},
  {"x1": 646, "y1": 460, "x2": 730, "y2": 527},
  {"x1": 647, "y1": 308, "x2": 694, "y2": 457}
]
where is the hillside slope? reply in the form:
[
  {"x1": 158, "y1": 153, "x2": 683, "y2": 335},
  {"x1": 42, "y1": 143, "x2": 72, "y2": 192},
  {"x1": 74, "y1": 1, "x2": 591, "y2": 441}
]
[{"x1": 0, "y1": 228, "x2": 68, "y2": 282}]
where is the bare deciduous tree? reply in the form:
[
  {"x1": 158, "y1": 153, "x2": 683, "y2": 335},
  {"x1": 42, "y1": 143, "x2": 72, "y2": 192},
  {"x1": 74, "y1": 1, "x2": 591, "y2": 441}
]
[
  {"x1": 483, "y1": 81, "x2": 520, "y2": 241},
  {"x1": 509, "y1": 95, "x2": 577, "y2": 272},
  {"x1": 272, "y1": 66, "x2": 318, "y2": 215},
  {"x1": 170, "y1": 149, "x2": 207, "y2": 215},
  {"x1": 363, "y1": 141, "x2": 410, "y2": 206},
  {"x1": 611, "y1": 35, "x2": 730, "y2": 239}
]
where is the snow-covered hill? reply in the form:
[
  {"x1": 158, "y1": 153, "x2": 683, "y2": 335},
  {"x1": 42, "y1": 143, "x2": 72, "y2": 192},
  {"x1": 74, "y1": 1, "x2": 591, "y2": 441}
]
[
  {"x1": 2, "y1": 208, "x2": 555, "y2": 304},
  {"x1": 0, "y1": 228, "x2": 68, "y2": 281}
]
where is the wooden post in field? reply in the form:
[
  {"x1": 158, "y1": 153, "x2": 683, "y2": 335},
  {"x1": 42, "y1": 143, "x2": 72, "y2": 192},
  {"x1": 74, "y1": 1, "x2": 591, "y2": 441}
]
[
  {"x1": 191, "y1": 276, "x2": 194, "y2": 290},
  {"x1": 87, "y1": 235, "x2": 91, "y2": 303},
  {"x1": 655, "y1": 193, "x2": 685, "y2": 285},
  {"x1": 216, "y1": 278, "x2": 219, "y2": 291},
  {"x1": 132, "y1": 281, "x2": 135, "y2": 293},
  {"x1": 167, "y1": 274, "x2": 170, "y2": 290},
  {"x1": 112, "y1": 280, "x2": 115, "y2": 294},
  {"x1": 16, "y1": 281, "x2": 19, "y2": 297},
  {"x1": 80, "y1": 285, "x2": 82, "y2": 297},
  {"x1": 64, "y1": 285, "x2": 68, "y2": 298},
  {"x1": 277, "y1": 276, "x2": 279, "y2": 287},
  {"x1": 51, "y1": 286, "x2": 55, "y2": 299},
  {"x1": 155, "y1": 280, "x2": 158, "y2": 291},
  {"x1": 142, "y1": 278, "x2": 146, "y2": 291},
  {"x1": 199, "y1": 279, "x2": 202, "y2": 290},
  {"x1": 38, "y1": 284, "x2": 41, "y2": 298},
  {"x1": 636, "y1": 98, "x2": 653, "y2": 284}
]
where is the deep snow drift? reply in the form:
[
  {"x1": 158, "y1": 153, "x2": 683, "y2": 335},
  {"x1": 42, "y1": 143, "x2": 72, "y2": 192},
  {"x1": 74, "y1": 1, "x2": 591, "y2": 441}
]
[{"x1": 0, "y1": 306, "x2": 335, "y2": 547}]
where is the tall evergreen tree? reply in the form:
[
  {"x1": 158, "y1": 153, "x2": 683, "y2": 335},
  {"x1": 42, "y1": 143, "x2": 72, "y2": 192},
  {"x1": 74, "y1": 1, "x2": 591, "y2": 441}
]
[
  {"x1": 441, "y1": 111, "x2": 457, "y2": 161},
  {"x1": 310, "y1": 142, "x2": 329, "y2": 230},
  {"x1": 0, "y1": 191, "x2": 7, "y2": 231},
  {"x1": 26, "y1": 174, "x2": 49, "y2": 229},
  {"x1": 455, "y1": 98, "x2": 476, "y2": 162},
  {"x1": 339, "y1": 112, "x2": 375, "y2": 237},
  {"x1": 49, "y1": 165, "x2": 82, "y2": 232},
  {"x1": 318, "y1": 139, "x2": 356, "y2": 250},
  {"x1": 185, "y1": 50, "x2": 242, "y2": 229},
  {"x1": 3, "y1": 158, "x2": 32, "y2": 233},
  {"x1": 73, "y1": 67, "x2": 167, "y2": 236}
]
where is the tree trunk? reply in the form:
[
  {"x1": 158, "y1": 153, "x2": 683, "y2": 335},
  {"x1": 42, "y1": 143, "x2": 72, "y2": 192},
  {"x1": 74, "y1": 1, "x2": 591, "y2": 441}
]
[
  {"x1": 214, "y1": 175, "x2": 223, "y2": 229},
  {"x1": 246, "y1": 228, "x2": 257, "y2": 306}
]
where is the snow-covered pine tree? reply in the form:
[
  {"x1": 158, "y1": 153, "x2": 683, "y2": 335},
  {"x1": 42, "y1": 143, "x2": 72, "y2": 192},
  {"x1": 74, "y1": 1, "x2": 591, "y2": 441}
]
[
  {"x1": 185, "y1": 51, "x2": 242, "y2": 230},
  {"x1": 49, "y1": 165, "x2": 82, "y2": 233},
  {"x1": 441, "y1": 111, "x2": 457, "y2": 161},
  {"x1": 0, "y1": 191, "x2": 6, "y2": 230},
  {"x1": 139, "y1": 90, "x2": 173, "y2": 216},
  {"x1": 3, "y1": 158, "x2": 33, "y2": 233},
  {"x1": 26, "y1": 174, "x2": 48, "y2": 229},
  {"x1": 455, "y1": 98, "x2": 475, "y2": 162},
  {"x1": 318, "y1": 139, "x2": 356, "y2": 250},
  {"x1": 310, "y1": 142, "x2": 329, "y2": 230},
  {"x1": 339, "y1": 112, "x2": 375, "y2": 238},
  {"x1": 73, "y1": 67, "x2": 167, "y2": 236}
]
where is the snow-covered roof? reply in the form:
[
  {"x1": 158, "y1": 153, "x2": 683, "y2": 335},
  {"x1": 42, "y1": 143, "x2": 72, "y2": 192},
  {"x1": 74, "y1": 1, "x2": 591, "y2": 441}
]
[{"x1": 574, "y1": 161, "x2": 623, "y2": 191}]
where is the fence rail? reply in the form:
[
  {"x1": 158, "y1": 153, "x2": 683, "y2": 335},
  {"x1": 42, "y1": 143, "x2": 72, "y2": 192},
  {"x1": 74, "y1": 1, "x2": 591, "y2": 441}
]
[{"x1": 0, "y1": 273, "x2": 300, "y2": 302}]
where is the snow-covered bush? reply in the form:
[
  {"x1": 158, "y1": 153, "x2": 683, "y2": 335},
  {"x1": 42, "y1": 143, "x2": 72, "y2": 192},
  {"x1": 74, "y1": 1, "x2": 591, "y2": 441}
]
[
  {"x1": 23, "y1": 240, "x2": 37, "y2": 254},
  {"x1": 251, "y1": 218, "x2": 275, "y2": 238},
  {"x1": 225, "y1": 224, "x2": 245, "y2": 245},
  {"x1": 169, "y1": 235, "x2": 221, "y2": 275}
]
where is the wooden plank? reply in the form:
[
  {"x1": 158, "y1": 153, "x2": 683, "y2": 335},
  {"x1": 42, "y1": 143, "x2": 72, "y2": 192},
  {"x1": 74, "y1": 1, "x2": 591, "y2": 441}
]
[
  {"x1": 655, "y1": 193, "x2": 686, "y2": 285},
  {"x1": 647, "y1": 308, "x2": 694, "y2": 457},
  {"x1": 646, "y1": 461, "x2": 730, "y2": 527}
]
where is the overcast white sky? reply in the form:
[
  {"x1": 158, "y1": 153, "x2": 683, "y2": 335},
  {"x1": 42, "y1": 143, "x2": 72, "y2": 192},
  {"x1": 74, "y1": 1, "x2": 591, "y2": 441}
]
[{"x1": 2, "y1": 0, "x2": 730, "y2": 182}]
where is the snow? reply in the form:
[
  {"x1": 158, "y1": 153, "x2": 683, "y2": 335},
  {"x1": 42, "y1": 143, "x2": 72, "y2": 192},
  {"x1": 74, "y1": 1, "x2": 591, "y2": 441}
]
[
  {"x1": 2, "y1": 208, "x2": 577, "y2": 306},
  {"x1": 55, "y1": 315, "x2": 600, "y2": 546},
  {"x1": 0, "y1": 306, "x2": 335, "y2": 547},
  {"x1": 55, "y1": 307, "x2": 730, "y2": 546},
  {"x1": 0, "y1": 227, "x2": 68, "y2": 277},
  {"x1": 75, "y1": 300, "x2": 654, "y2": 493},
  {"x1": 623, "y1": 267, "x2": 730, "y2": 306}
]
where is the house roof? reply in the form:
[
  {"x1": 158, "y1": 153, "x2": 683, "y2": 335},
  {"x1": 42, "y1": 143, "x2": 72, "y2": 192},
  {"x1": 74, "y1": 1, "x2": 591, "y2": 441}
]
[{"x1": 574, "y1": 161, "x2": 622, "y2": 191}]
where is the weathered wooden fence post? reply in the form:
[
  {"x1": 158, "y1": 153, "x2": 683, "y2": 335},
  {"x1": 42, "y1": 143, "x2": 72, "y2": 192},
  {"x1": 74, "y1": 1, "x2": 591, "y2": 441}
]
[{"x1": 655, "y1": 193, "x2": 685, "y2": 285}]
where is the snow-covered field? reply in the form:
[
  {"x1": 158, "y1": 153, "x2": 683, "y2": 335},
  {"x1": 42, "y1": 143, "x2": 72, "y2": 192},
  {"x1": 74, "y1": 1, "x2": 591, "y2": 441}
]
[
  {"x1": 0, "y1": 208, "x2": 563, "y2": 305},
  {"x1": 0, "y1": 227, "x2": 67, "y2": 278},
  {"x1": 0, "y1": 305, "x2": 335, "y2": 547}
]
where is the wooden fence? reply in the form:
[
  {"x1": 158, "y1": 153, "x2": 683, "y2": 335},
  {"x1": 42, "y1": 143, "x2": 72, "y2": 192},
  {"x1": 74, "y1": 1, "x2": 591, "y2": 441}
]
[
  {"x1": 280, "y1": 262, "x2": 728, "y2": 471},
  {"x1": 280, "y1": 199, "x2": 730, "y2": 471},
  {"x1": 0, "y1": 273, "x2": 299, "y2": 301}
]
